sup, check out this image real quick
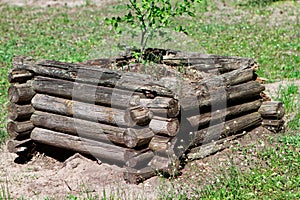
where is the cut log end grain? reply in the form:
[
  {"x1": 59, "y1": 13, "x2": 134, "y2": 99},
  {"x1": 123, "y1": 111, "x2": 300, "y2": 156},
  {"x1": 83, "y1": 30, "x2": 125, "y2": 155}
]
[
  {"x1": 123, "y1": 128, "x2": 154, "y2": 148},
  {"x1": 8, "y1": 103, "x2": 35, "y2": 121},
  {"x1": 8, "y1": 83, "x2": 35, "y2": 104},
  {"x1": 149, "y1": 118, "x2": 179, "y2": 136},
  {"x1": 125, "y1": 106, "x2": 153, "y2": 126},
  {"x1": 8, "y1": 69, "x2": 33, "y2": 83},
  {"x1": 7, "y1": 139, "x2": 33, "y2": 153}
]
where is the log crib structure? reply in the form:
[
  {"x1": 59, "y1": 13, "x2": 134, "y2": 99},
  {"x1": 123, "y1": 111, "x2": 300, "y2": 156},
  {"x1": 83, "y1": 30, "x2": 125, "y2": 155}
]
[{"x1": 7, "y1": 49, "x2": 285, "y2": 184}]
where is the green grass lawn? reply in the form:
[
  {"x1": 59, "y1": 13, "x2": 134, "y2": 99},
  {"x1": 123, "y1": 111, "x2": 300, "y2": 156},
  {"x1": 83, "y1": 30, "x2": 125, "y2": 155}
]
[{"x1": 0, "y1": 0, "x2": 299, "y2": 199}]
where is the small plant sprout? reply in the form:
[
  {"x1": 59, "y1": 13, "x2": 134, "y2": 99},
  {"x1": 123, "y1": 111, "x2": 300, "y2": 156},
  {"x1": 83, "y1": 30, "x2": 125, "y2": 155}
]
[{"x1": 105, "y1": 0, "x2": 202, "y2": 61}]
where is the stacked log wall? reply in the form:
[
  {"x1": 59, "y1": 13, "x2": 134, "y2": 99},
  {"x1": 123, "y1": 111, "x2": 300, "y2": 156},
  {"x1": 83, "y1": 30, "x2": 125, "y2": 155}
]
[
  {"x1": 7, "y1": 60, "x2": 35, "y2": 154},
  {"x1": 7, "y1": 50, "x2": 284, "y2": 184}
]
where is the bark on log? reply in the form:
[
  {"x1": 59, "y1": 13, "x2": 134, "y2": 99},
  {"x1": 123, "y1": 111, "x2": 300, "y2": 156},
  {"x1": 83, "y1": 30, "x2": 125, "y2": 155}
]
[
  {"x1": 32, "y1": 76, "x2": 146, "y2": 108},
  {"x1": 123, "y1": 128, "x2": 154, "y2": 148},
  {"x1": 162, "y1": 52, "x2": 258, "y2": 73},
  {"x1": 187, "y1": 99, "x2": 262, "y2": 128},
  {"x1": 31, "y1": 111, "x2": 125, "y2": 145},
  {"x1": 124, "y1": 167, "x2": 156, "y2": 184},
  {"x1": 13, "y1": 58, "x2": 174, "y2": 97},
  {"x1": 125, "y1": 106, "x2": 153, "y2": 126},
  {"x1": 7, "y1": 121, "x2": 34, "y2": 139},
  {"x1": 31, "y1": 128, "x2": 129, "y2": 164},
  {"x1": 31, "y1": 94, "x2": 148, "y2": 127},
  {"x1": 7, "y1": 139, "x2": 33, "y2": 153},
  {"x1": 192, "y1": 112, "x2": 262, "y2": 147},
  {"x1": 187, "y1": 132, "x2": 246, "y2": 160},
  {"x1": 139, "y1": 97, "x2": 180, "y2": 118},
  {"x1": 148, "y1": 135, "x2": 172, "y2": 152},
  {"x1": 149, "y1": 118, "x2": 179, "y2": 136},
  {"x1": 8, "y1": 69, "x2": 33, "y2": 83},
  {"x1": 181, "y1": 81, "x2": 265, "y2": 111},
  {"x1": 8, "y1": 103, "x2": 35, "y2": 121},
  {"x1": 125, "y1": 151, "x2": 154, "y2": 169},
  {"x1": 7, "y1": 120, "x2": 34, "y2": 134},
  {"x1": 8, "y1": 83, "x2": 35, "y2": 104},
  {"x1": 258, "y1": 101, "x2": 285, "y2": 119}
]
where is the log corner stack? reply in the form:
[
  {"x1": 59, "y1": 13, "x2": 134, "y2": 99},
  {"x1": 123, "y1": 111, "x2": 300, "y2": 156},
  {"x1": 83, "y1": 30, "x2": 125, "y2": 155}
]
[{"x1": 7, "y1": 49, "x2": 285, "y2": 184}]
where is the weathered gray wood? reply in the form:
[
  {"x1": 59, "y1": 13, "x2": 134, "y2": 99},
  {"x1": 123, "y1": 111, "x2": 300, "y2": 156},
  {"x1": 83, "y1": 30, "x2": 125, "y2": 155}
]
[
  {"x1": 13, "y1": 58, "x2": 174, "y2": 97},
  {"x1": 8, "y1": 83, "x2": 35, "y2": 103},
  {"x1": 7, "y1": 139, "x2": 32, "y2": 153},
  {"x1": 7, "y1": 121, "x2": 34, "y2": 139},
  {"x1": 8, "y1": 69, "x2": 33, "y2": 83},
  {"x1": 31, "y1": 111, "x2": 126, "y2": 145},
  {"x1": 187, "y1": 132, "x2": 246, "y2": 160},
  {"x1": 148, "y1": 135, "x2": 172, "y2": 152},
  {"x1": 8, "y1": 103, "x2": 35, "y2": 121},
  {"x1": 149, "y1": 117, "x2": 179, "y2": 136},
  {"x1": 31, "y1": 94, "x2": 146, "y2": 127},
  {"x1": 125, "y1": 151, "x2": 154, "y2": 169},
  {"x1": 32, "y1": 76, "x2": 146, "y2": 108},
  {"x1": 180, "y1": 81, "x2": 265, "y2": 110},
  {"x1": 163, "y1": 51, "x2": 258, "y2": 73},
  {"x1": 258, "y1": 101, "x2": 285, "y2": 119},
  {"x1": 123, "y1": 128, "x2": 154, "y2": 148},
  {"x1": 139, "y1": 97, "x2": 180, "y2": 118},
  {"x1": 7, "y1": 120, "x2": 34, "y2": 134},
  {"x1": 125, "y1": 106, "x2": 153, "y2": 126},
  {"x1": 187, "y1": 99, "x2": 262, "y2": 128},
  {"x1": 31, "y1": 128, "x2": 129, "y2": 164},
  {"x1": 192, "y1": 112, "x2": 262, "y2": 147}
]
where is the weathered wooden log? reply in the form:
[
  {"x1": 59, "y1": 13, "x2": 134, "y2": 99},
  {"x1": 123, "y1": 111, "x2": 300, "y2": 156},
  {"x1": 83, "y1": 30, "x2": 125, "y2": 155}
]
[
  {"x1": 124, "y1": 167, "x2": 156, "y2": 184},
  {"x1": 123, "y1": 128, "x2": 154, "y2": 148},
  {"x1": 181, "y1": 81, "x2": 265, "y2": 111},
  {"x1": 187, "y1": 132, "x2": 246, "y2": 160},
  {"x1": 149, "y1": 155, "x2": 179, "y2": 175},
  {"x1": 125, "y1": 106, "x2": 153, "y2": 126},
  {"x1": 31, "y1": 128, "x2": 129, "y2": 164},
  {"x1": 13, "y1": 58, "x2": 174, "y2": 97},
  {"x1": 32, "y1": 76, "x2": 146, "y2": 108},
  {"x1": 262, "y1": 119, "x2": 285, "y2": 132},
  {"x1": 31, "y1": 111, "x2": 125, "y2": 145},
  {"x1": 7, "y1": 139, "x2": 33, "y2": 153},
  {"x1": 187, "y1": 99, "x2": 262, "y2": 128},
  {"x1": 138, "y1": 97, "x2": 180, "y2": 118},
  {"x1": 8, "y1": 83, "x2": 35, "y2": 104},
  {"x1": 8, "y1": 103, "x2": 35, "y2": 121},
  {"x1": 192, "y1": 112, "x2": 262, "y2": 147},
  {"x1": 258, "y1": 101, "x2": 285, "y2": 119},
  {"x1": 125, "y1": 151, "x2": 154, "y2": 169},
  {"x1": 149, "y1": 117, "x2": 179, "y2": 136},
  {"x1": 7, "y1": 120, "x2": 34, "y2": 134},
  {"x1": 8, "y1": 69, "x2": 33, "y2": 83},
  {"x1": 31, "y1": 94, "x2": 150, "y2": 127},
  {"x1": 148, "y1": 135, "x2": 172, "y2": 152},
  {"x1": 162, "y1": 51, "x2": 258, "y2": 73}
]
